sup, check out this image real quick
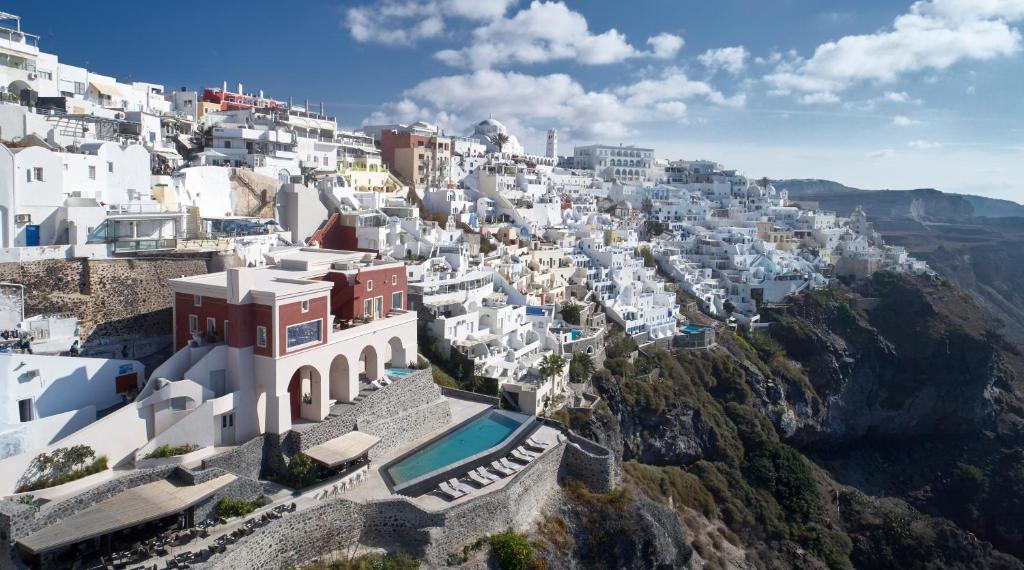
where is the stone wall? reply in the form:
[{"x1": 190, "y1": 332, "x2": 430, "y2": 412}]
[
  {"x1": 292, "y1": 370, "x2": 449, "y2": 453},
  {"x1": 359, "y1": 399, "x2": 452, "y2": 460},
  {"x1": 198, "y1": 445, "x2": 567, "y2": 569},
  {"x1": 0, "y1": 256, "x2": 212, "y2": 367}
]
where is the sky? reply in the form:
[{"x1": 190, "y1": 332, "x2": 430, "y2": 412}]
[{"x1": 6, "y1": 0, "x2": 1024, "y2": 201}]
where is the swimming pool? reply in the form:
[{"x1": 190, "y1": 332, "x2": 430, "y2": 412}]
[
  {"x1": 385, "y1": 368, "x2": 416, "y2": 378},
  {"x1": 385, "y1": 409, "x2": 532, "y2": 488},
  {"x1": 682, "y1": 324, "x2": 705, "y2": 334}
]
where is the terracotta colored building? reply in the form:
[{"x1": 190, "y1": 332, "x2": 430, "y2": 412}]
[
  {"x1": 167, "y1": 248, "x2": 416, "y2": 437},
  {"x1": 378, "y1": 123, "x2": 452, "y2": 189}
]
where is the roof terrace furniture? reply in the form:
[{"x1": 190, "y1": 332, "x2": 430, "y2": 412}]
[{"x1": 438, "y1": 481, "x2": 464, "y2": 500}]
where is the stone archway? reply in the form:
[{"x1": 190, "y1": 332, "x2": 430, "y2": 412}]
[
  {"x1": 359, "y1": 345, "x2": 380, "y2": 382},
  {"x1": 287, "y1": 365, "x2": 320, "y2": 422},
  {"x1": 387, "y1": 336, "x2": 408, "y2": 368},
  {"x1": 330, "y1": 354, "x2": 354, "y2": 403}
]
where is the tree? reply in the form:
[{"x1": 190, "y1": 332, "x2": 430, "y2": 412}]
[
  {"x1": 488, "y1": 133, "x2": 511, "y2": 154},
  {"x1": 538, "y1": 353, "x2": 567, "y2": 385},
  {"x1": 560, "y1": 301, "x2": 583, "y2": 325},
  {"x1": 489, "y1": 529, "x2": 536, "y2": 570},
  {"x1": 569, "y1": 352, "x2": 595, "y2": 383}
]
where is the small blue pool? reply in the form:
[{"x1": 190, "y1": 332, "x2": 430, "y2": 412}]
[
  {"x1": 682, "y1": 325, "x2": 705, "y2": 334},
  {"x1": 571, "y1": 330, "x2": 582, "y2": 340},
  {"x1": 386, "y1": 409, "x2": 531, "y2": 487},
  {"x1": 386, "y1": 368, "x2": 416, "y2": 378}
]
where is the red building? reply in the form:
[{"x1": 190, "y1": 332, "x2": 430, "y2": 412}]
[{"x1": 168, "y1": 248, "x2": 416, "y2": 436}]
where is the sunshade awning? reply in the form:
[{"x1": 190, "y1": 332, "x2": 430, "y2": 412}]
[
  {"x1": 89, "y1": 81, "x2": 122, "y2": 98},
  {"x1": 304, "y1": 431, "x2": 380, "y2": 468},
  {"x1": 17, "y1": 474, "x2": 236, "y2": 555}
]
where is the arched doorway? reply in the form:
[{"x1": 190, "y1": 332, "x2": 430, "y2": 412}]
[
  {"x1": 287, "y1": 365, "x2": 320, "y2": 422},
  {"x1": 387, "y1": 337, "x2": 407, "y2": 368},
  {"x1": 359, "y1": 345, "x2": 379, "y2": 383},
  {"x1": 329, "y1": 354, "x2": 352, "y2": 402}
]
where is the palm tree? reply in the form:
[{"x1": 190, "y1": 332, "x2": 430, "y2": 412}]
[
  {"x1": 488, "y1": 132, "x2": 511, "y2": 154},
  {"x1": 538, "y1": 353, "x2": 567, "y2": 385},
  {"x1": 569, "y1": 352, "x2": 595, "y2": 383}
]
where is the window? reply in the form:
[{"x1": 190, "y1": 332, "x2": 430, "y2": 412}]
[
  {"x1": 364, "y1": 299, "x2": 373, "y2": 318},
  {"x1": 206, "y1": 317, "x2": 216, "y2": 334},
  {"x1": 88, "y1": 165, "x2": 96, "y2": 180},
  {"x1": 189, "y1": 314, "x2": 198, "y2": 333},
  {"x1": 285, "y1": 320, "x2": 322, "y2": 349},
  {"x1": 193, "y1": 294, "x2": 202, "y2": 307},
  {"x1": 224, "y1": 140, "x2": 231, "y2": 149},
  {"x1": 74, "y1": 81, "x2": 86, "y2": 95},
  {"x1": 256, "y1": 326, "x2": 268, "y2": 348},
  {"x1": 366, "y1": 279, "x2": 373, "y2": 292},
  {"x1": 301, "y1": 300, "x2": 309, "y2": 313},
  {"x1": 392, "y1": 291, "x2": 403, "y2": 311},
  {"x1": 221, "y1": 413, "x2": 234, "y2": 428},
  {"x1": 18, "y1": 398, "x2": 33, "y2": 422},
  {"x1": 29, "y1": 167, "x2": 43, "y2": 182},
  {"x1": 107, "y1": 161, "x2": 114, "y2": 173},
  {"x1": 391, "y1": 274, "x2": 397, "y2": 286},
  {"x1": 170, "y1": 397, "x2": 188, "y2": 411}
]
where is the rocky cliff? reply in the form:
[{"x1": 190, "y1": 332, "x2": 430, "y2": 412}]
[{"x1": 537, "y1": 274, "x2": 1024, "y2": 569}]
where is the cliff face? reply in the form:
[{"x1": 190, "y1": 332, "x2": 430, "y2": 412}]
[{"x1": 545, "y1": 274, "x2": 1024, "y2": 569}]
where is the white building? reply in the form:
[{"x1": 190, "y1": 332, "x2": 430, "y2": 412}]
[
  {"x1": 0, "y1": 353, "x2": 143, "y2": 460},
  {"x1": 573, "y1": 144, "x2": 655, "y2": 183}
]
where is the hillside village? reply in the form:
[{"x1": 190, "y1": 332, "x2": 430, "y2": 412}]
[{"x1": 0, "y1": 11, "x2": 934, "y2": 570}]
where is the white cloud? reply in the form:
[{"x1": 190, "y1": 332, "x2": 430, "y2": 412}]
[
  {"x1": 908, "y1": 139, "x2": 943, "y2": 148},
  {"x1": 364, "y1": 68, "x2": 743, "y2": 143},
  {"x1": 699, "y1": 46, "x2": 749, "y2": 74},
  {"x1": 892, "y1": 115, "x2": 924, "y2": 126},
  {"x1": 434, "y1": 2, "x2": 683, "y2": 68},
  {"x1": 344, "y1": 0, "x2": 516, "y2": 45},
  {"x1": 882, "y1": 91, "x2": 913, "y2": 103},
  {"x1": 867, "y1": 148, "x2": 897, "y2": 158},
  {"x1": 800, "y1": 91, "x2": 840, "y2": 104},
  {"x1": 648, "y1": 33, "x2": 685, "y2": 59},
  {"x1": 764, "y1": 0, "x2": 1024, "y2": 100}
]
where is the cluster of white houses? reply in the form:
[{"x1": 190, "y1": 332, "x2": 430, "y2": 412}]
[{"x1": 0, "y1": 13, "x2": 935, "y2": 564}]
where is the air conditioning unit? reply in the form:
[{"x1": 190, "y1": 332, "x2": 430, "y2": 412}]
[
  {"x1": 27, "y1": 73, "x2": 38, "y2": 80},
  {"x1": 114, "y1": 112, "x2": 125, "y2": 120},
  {"x1": 14, "y1": 214, "x2": 31, "y2": 224}
]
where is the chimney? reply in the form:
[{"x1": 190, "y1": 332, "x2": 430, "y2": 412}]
[
  {"x1": 304, "y1": 99, "x2": 309, "y2": 113},
  {"x1": 320, "y1": 102, "x2": 325, "y2": 116},
  {"x1": 237, "y1": 82, "x2": 243, "y2": 95},
  {"x1": 222, "y1": 80, "x2": 227, "y2": 92},
  {"x1": 226, "y1": 267, "x2": 254, "y2": 305},
  {"x1": 259, "y1": 89, "x2": 264, "y2": 98}
]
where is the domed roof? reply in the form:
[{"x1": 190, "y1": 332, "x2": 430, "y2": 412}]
[{"x1": 477, "y1": 118, "x2": 504, "y2": 128}]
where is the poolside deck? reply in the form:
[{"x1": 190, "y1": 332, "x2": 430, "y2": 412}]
[
  {"x1": 411, "y1": 424, "x2": 561, "y2": 511},
  {"x1": 342, "y1": 396, "x2": 491, "y2": 504}
]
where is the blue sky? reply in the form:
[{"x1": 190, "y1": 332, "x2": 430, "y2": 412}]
[{"x1": 7, "y1": 0, "x2": 1024, "y2": 201}]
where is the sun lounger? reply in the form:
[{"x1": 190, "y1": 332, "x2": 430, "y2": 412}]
[
  {"x1": 501, "y1": 457, "x2": 524, "y2": 471},
  {"x1": 369, "y1": 380, "x2": 383, "y2": 389},
  {"x1": 511, "y1": 449, "x2": 534, "y2": 463},
  {"x1": 448, "y1": 477, "x2": 474, "y2": 494},
  {"x1": 477, "y1": 466, "x2": 502, "y2": 481},
  {"x1": 527, "y1": 436, "x2": 550, "y2": 450},
  {"x1": 380, "y1": 377, "x2": 392, "y2": 385},
  {"x1": 491, "y1": 460, "x2": 514, "y2": 475},
  {"x1": 518, "y1": 445, "x2": 540, "y2": 458},
  {"x1": 438, "y1": 481, "x2": 464, "y2": 499},
  {"x1": 468, "y1": 470, "x2": 494, "y2": 487}
]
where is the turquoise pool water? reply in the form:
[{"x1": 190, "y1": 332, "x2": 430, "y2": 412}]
[
  {"x1": 386, "y1": 410, "x2": 530, "y2": 485},
  {"x1": 682, "y1": 325, "x2": 705, "y2": 334},
  {"x1": 386, "y1": 368, "x2": 416, "y2": 378}
]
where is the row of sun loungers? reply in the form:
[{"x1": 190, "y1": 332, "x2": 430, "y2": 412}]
[{"x1": 435, "y1": 436, "x2": 553, "y2": 500}]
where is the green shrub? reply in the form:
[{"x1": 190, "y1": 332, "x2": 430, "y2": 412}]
[
  {"x1": 268, "y1": 453, "x2": 321, "y2": 489},
  {"x1": 17, "y1": 446, "x2": 108, "y2": 492},
  {"x1": 144, "y1": 444, "x2": 199, "y2": 459},
  {"x1": 216, "y1": 497, "x2": 262, "y2": 518},
  {"x1": 489, "y1": 529, "x2": 536, "y2": 570}
]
